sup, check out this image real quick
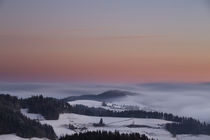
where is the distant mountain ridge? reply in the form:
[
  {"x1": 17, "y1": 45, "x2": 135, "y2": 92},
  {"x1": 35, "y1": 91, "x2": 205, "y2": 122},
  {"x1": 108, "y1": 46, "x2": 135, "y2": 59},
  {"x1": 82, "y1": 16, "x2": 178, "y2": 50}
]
[{"x1": 62, "y1": 90, "x2": 136, "y2": 102}]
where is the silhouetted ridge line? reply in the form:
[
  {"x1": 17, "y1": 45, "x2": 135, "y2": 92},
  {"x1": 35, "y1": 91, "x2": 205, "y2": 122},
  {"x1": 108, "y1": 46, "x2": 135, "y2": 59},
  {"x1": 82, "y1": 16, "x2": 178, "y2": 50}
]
[{"x1": 62, "y1": 90, "x2": 137, "y2": 102}]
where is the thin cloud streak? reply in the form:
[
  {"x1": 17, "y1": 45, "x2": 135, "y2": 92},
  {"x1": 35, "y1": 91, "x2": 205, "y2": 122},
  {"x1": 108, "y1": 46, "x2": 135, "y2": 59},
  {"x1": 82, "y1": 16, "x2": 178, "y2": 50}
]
[
  {"x1": 65, "y1": 28, "x2": 95, "y2": 33},
  {"x1": 63, "y1": 27, "x2": 109, "y2": 33},
  {"x1": 92, "y1": 34, "x2": 168, "y2": 40}
]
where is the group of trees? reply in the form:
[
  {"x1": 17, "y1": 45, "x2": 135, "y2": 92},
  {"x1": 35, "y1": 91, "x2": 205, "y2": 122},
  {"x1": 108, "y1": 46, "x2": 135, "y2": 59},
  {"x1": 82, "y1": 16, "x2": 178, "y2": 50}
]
[
  {"x1": 166, "y1": 118, "x2": 210, "y2": 136},
  {"x1": 59, "y1": 131, "x2": 153, "y2": 140},
  {"x1": 0, "y1": 94, "x2": 57, "y2": 139},
  {"x1": 21, "y1": 95, "x2": 71, "y2": 120},
  {"x1": 70, "y1": 104, "x2": 183, "y2": 122}
]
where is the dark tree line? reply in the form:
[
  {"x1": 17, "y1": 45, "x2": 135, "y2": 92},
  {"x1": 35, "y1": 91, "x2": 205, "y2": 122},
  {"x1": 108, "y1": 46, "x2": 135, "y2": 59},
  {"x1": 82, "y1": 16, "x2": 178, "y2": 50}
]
[
  {"x1": 70, "y1": 104, "x2": 184, "y2": 122},
  {"x1": 166, "y1": 118, "x2": 210, "y2": 136},
  {"x1": 21, "y1": 95, "x2": 71, "y2": 120},
  {"x1": 59, "y1": 131, "x2": 153, "y2": 140},
  {"x1": 0, "y1": 94, "x2": 57, "y2": 139}
]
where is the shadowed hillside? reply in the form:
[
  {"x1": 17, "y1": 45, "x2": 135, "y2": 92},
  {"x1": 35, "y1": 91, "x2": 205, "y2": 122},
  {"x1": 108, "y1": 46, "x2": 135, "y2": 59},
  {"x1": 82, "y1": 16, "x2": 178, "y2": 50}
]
[{"x1": 0, "y1": 94, "x2": 56, "y2": 139}]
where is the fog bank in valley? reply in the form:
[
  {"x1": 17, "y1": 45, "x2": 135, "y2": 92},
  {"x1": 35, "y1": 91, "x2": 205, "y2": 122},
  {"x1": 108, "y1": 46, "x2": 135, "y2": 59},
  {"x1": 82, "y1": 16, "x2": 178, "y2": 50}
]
[{"x1": 0, "y1": 82, "x2": 210, "y2": 122}]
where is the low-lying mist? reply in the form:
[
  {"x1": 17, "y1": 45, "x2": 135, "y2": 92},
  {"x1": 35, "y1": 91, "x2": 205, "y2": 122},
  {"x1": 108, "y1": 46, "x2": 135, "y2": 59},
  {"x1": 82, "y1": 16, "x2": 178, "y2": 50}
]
[{"x1": 0, "y1": 82, "x2": 210, "y2": 122}]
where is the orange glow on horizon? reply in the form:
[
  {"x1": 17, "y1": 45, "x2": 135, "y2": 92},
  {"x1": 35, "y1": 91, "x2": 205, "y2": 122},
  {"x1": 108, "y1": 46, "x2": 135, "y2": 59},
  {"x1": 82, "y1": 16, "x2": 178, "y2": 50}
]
[{"x1": 0, "y1": 1, "x2": 210, "y2": 82}]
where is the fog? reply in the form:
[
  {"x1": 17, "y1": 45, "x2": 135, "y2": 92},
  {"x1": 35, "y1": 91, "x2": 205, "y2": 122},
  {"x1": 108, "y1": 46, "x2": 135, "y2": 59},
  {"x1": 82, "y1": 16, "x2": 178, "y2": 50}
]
[{"x1": 0, "y1": 82, "x2": 210, "y2": 122}]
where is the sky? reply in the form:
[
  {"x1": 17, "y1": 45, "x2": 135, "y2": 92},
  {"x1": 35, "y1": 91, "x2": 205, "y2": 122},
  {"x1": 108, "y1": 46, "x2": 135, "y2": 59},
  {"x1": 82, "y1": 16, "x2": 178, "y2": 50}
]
[{"x1": 0, "y1": 0, "x2": 210, "y2": 82}]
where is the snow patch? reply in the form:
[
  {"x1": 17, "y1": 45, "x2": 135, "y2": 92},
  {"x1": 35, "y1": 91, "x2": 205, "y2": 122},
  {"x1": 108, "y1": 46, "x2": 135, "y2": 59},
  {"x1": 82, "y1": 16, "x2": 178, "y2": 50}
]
[
  {"x1": 21, "y1": 109, "x2": 45, "y2": 120},
  {"x1": 69, "y1": 100, "x2": 103, "y2": 108},
  {"x1": 0, "y1": 134, "x2": 48, "y2": 140}
]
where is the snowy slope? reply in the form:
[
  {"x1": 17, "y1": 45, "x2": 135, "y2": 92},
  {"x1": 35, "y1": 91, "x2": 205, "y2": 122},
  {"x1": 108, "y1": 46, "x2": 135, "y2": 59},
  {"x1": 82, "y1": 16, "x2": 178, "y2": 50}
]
[
  {"x1": 0, "y1": 134, "x2": 48, "y2": 140},
  {"x1": 41, "y1": 113, "x2": 175, "y2": 140},
  {"x1": 18, "y1": 109, "x2": 210, "y2": 140},
  {"x1": 21, "y1": 109, "x2": 45, "y2": 120}
]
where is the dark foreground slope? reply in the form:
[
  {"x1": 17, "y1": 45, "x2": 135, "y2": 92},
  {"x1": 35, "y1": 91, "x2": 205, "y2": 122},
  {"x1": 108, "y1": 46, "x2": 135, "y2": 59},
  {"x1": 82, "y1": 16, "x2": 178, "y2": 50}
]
[
  {"x1": 0, "y1": 94, "x2": 56, "y2": 139},
  {"x1": 59, "y1": 131, "x2": 153, "y2": 140}
]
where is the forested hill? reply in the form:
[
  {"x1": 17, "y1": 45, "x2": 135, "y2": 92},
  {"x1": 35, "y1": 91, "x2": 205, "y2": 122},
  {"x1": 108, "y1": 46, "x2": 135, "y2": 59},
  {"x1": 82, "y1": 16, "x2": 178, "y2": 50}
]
[
  {"x1": 0, "y1": 94, "x2": 56, "y2": 139},
  {"x1": 59, "y1": 131, "x2": 153, "y2": 140},
  {"x1": 62, "y1": 90, "x2": 136, "y2": 102},
  {"x1": 21, "y1": 95, "x2": 71, "y2": 120}
]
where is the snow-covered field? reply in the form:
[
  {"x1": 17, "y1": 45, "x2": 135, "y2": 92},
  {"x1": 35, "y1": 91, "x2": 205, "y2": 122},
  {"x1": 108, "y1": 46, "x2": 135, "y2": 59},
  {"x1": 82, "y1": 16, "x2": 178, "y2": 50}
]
[
  {"x1": 40, "y1": 113, "x2": 210, "y2": 140},
  {"x1": 20, "y1": 104, "x2": 174, "y2": 139},
  {"x1": 0, "y1": 134, "x2": 48, "y2": 140},
  {"x1": 2, "y1": 110, "x2": 210, "y2": 140},
  {"x1": 41, "y1": 113, "x2": 174, "y2": 140}
]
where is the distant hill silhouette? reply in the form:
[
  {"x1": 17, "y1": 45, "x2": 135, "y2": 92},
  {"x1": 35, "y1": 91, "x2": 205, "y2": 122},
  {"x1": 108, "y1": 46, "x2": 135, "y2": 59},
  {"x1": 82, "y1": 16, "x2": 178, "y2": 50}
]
[{"x1": 62, "y1": 90, "x2": 136, "y2": 102}]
